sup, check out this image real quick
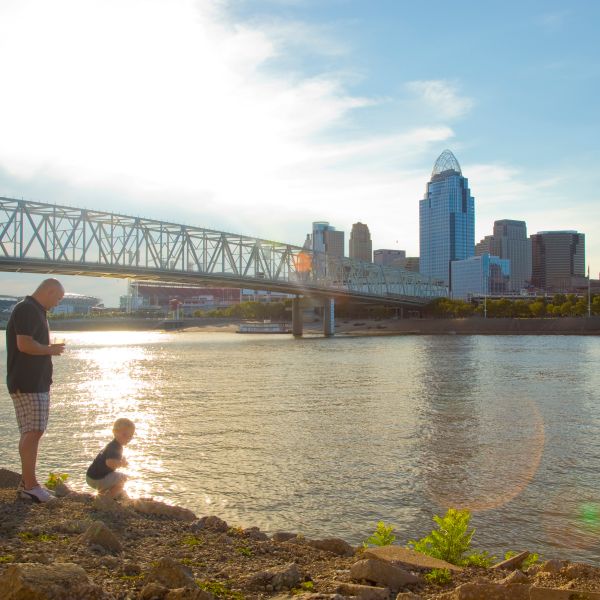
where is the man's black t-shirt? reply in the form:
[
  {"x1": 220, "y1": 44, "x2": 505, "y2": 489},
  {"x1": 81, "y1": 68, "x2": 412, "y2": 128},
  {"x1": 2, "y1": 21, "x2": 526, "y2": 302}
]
[
  {"x1": 6, "y1": 296, "x2": 52, "y2": 393},
  {"x1": 87, "y1": 439, "x2": 123, "y2": 480}
]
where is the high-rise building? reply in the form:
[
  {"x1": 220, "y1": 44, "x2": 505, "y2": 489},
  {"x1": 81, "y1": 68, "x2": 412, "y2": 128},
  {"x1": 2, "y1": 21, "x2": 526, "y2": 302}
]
[
  {"x1": 373, "y1": 249, "x2": 405, "y2": 266},
  {"x1": 349, "y1": 222, "x2": 372, "y2": 262},
  {"x1": 305, "y1": 222, "x2": 345, "y2": 258},
  {"x1": 530, "y1": 230, "x2": 585, "y2": 291},
  {"x1": 403, "y1": 257, "x2": 420, "y2": 273},
  {"x1": 492, "y1": 220, "x2": 532, "y2": 292},
  {"x1": 451, "y1": 254, "x2": 510, "y2": 299},
  {"x1": 475, "y1": 235, "x2": 495, "y2": 256},
  {"x1": 419, "y1": 150, "x2": 475, "y2": 286},
  {"x1": 476, "y1": 221, "x2": 532, "y2": 291}
]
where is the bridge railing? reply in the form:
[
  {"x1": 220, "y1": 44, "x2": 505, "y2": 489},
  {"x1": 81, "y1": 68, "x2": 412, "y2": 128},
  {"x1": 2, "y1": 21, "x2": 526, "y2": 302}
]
[{"x1": 0, "y1": 197, "x2": 448, "y2": 300}]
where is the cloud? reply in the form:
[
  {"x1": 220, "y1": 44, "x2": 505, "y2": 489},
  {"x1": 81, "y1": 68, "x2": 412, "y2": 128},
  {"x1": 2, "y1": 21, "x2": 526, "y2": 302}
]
[{"x1": 406, "y1": 80, "x2": 474, "y2": 120}]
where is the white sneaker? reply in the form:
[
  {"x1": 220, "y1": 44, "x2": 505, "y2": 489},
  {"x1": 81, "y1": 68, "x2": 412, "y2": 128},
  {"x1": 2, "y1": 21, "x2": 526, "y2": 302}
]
[{"x1": 20, "y1": 485, "x2": 54, "y2": 503}]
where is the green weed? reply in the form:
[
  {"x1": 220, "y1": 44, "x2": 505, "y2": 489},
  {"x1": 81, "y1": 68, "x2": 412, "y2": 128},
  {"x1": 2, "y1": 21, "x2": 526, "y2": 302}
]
[
  {"x1": 408, "y1": 508, "x2": 483, "y2": 566},
  {"x1": 18, "y1": 532, "x2": 57, "y2": 543},
  {"x1": 181, "y1": 558, "x2": 205, "y2": 568},
  {"x1": 236, "y1": 546, "x2": 253, "y2": 557},
  {"x1": 292, "y1": 581, "x2": 315, "y2": 594},
  {"x1": 363, "y1": 521, "x2": 396, "y2": 547},
  {"x1": 0, "y1": 555, "x2": 15, "y2": 564},
  {"x1": 118, "y1": 574, "x2": 143, "y2": 582},
  {"x1": 45, "y1": 472, "x2": 69, "y2": 490},
  {"x1": 424, "y1": 568, "x2": 452, "y2": 585},
  {"x1": 197, "y1": 580, "x2": 245, "y2": 600},
  {"x1": 463, "y1": 550, "x2": 495, "y2": 567},
  {"x1": 182, "y1": 535, "x2": 203, "y2": 547}
]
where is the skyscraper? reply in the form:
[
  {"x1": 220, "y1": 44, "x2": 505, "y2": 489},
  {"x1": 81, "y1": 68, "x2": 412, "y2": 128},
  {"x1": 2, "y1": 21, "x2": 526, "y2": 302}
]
[
  {"x1": 475, "y1": 220, "x2": 532, "y2": 291},
  {"x1": 306, "y1": 222, "x2": 344, "y2": 258},
  {"x1": 531, "y1": 230, "x2": 585, "y2": 291},
  {"x1": 492, "y1": 220, "x2": 532, "y2": 292},
  {"x1": 419, "y1": 150, "x2": 475, "y2": 286},
  {"x1": 349, "y1": 222, "x2": 372, "y2": 262}
]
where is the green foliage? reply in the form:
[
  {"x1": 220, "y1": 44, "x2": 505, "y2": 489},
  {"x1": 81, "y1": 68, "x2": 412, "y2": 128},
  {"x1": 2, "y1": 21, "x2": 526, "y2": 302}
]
[
  {"x1": 200, "y1": 301, "x2": 290, "y2": 321},
  {"x1": 119, "y1": 574, "x2": 143, "y2": 582},
  {"x1": 0, "y1": 554, "x2": 15, "y2": 564},
  {"x1": 236, "y1": 545, "x2": 253, "y2": 557},
  {"x1": 463, "y1": 550, "x2": 495, "y2": 567},
  {"x1": 407, "y1": 509, "x2": 476, "y2": 566},
  {"x1": 197, "y1": 580, "x2": 244, "y2": 600},
  {"x1": 426, "y1": 293, "x2": 598, "y2": 319},
  {"x1": 227, "y1": 526, "x2": 245, "y2": 537},
  {"x1": 292, "y1": 581, "x2": 315, "y2": 594},
  {"x1": 181, "y1": 558, "x2": 205, "y2": 568},
  {"x1": 504, "y1": 551, "x2": 540, "y2": 570},
  {"x1": 45, "y1": 472, "x2": 69, "y2": 490},
  {"x1": 18, "y1": 531, "x2": 57, "y2": 543},
  {"x1": 424, "y1": 568, "x2": 452, "y2": 585},
  {"x1": 363, "y1": 521, "x2": 396, "y2": 547},
  {"x1": 182, "y1": 535, "x2": 203, "y2": 547}
]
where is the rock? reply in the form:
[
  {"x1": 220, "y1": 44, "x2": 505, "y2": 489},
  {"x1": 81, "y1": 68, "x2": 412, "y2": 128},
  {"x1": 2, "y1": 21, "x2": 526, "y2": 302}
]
[
  {"x1": 363, "y1": 546, "x2": 462, "y2": 572},
  {"x1": 539, "y1": 559, "x2": 567, "y2": 574},
  {"x1": 191, "y1": 515, "x2": 229, "y2": 532},
  {"x1": 53, "y1": 518, "x2": 91, "y2": 534},
  {"x1": 146, "y1": 557, "x2": 196, "y2": 589},
  {"x1": 99, "y1": 555, "x2": 121, "y2": 569},
  {"x1": 134, "y1": 499, "x2": 197, "y2": 522},
  {"x1": 499, "y1": 570, "x2": 529, "y2": 585},
  {"x1": 53, "y1": 480, "x2": 71, "y2": 497},
  {"x1": 165, "y1": 588, "x2": 214, "y2": 600},
  {"x1": 243, "y1": 526, "x2": 269, "y2": 541},
  {"x1": 529, "y1": 589, "x2": 600, "y2": 599},
  {"x1": 450, "y1": 582, "x2": 531, "y2": 599},
  {"x1": 248, "y1": 562, "x2": 302, "y2": 591},
  {"x1": 561, "y1": 562, "x2": 593, "y2": 579},
  {"x1": 122, "y1": 561, "x2": 142, "y2": 576},
  {"x1": 0, "y1": 562, "x2": 106, "y2": 599},
  {"x1": 308, "y1": 538, "x2": 355, "y2": 557},
  {"x1": 0, "y1": 467, "x2": 21, "y2": 489},
  {"x1": 350, "y1": 559, "x2": 421, "y2": 590},
  {"x1": 272, "y1": 531, "x2": 298, "y2": 542},
  {"x1": 139, "y1": 582, "x2": 170, "y2": 600},
  {"x1": 491, "y1": 551, "x2": 530, "y2": 571},
  {"x1": 396, "y1": 594, "x2": 422, "y2": 600},
  {"x1": 93, "y1": 494, "x2": 125, "y2": 512},
  {"x1": 336, "y1": 581, "x2": 390, "y2": 600},
  {"x1": 80, "y1": 521, "x2": 123, "y2": 554}
]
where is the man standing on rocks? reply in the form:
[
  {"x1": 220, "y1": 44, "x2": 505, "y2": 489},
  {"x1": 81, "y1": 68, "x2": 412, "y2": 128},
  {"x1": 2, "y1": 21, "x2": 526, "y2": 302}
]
[{"x1": 6, "y1": 278, "x2": 65, "y2": 502}]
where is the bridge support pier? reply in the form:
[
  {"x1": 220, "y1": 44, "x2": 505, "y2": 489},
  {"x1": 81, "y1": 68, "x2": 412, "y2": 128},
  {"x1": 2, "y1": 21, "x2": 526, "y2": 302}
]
[
  {"x1": 323, "y1": 298, "x2": 335, "y2": 337},
  {"x1": 292, "y1": 296, "x2": 303, "y2": 338}
]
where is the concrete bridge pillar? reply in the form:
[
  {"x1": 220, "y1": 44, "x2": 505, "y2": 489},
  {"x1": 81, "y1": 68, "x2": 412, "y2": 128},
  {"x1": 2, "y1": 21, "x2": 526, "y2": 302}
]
[
  {"x1": 323, "y1": 298, "x2": 335, "y2": 337},
  {"x1": 292, "y1": 296, "x2": 303, "y2": 338}
]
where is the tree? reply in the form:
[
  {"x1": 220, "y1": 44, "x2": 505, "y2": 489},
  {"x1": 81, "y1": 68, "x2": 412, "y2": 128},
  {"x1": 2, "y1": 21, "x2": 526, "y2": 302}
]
[{"x1": 529, "y1": 301, "x2": 546, "y2": 318}]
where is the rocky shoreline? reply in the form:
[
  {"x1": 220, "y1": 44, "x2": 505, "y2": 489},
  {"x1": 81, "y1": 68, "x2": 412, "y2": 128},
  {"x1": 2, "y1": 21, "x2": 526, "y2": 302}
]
[{"x1": 1, "y1": 468, "x2": 600, "y2": 600}]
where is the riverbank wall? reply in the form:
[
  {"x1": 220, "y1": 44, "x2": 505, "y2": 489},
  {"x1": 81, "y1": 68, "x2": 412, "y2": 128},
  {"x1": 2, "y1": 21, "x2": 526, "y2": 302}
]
[{"x1": 1, "y1": 316, "x2": 599, "y2": 334}]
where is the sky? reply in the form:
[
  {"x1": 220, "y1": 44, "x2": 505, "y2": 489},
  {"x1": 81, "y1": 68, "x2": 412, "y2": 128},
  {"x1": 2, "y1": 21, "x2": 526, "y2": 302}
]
[{"x1": 0, "y1": 0, "x2": 598, "y2": 306}]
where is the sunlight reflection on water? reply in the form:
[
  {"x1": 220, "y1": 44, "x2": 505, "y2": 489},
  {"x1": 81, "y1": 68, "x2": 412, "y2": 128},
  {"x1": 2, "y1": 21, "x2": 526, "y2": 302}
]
[{"x1": 1, "y1": 331, "x2": 599, "y2": 563}]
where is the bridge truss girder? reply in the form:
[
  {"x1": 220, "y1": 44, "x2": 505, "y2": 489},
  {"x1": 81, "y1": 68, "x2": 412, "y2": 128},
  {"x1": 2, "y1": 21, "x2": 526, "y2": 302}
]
[{"x1": 0, "y1": 197, "x2": 448, "y2": 306}]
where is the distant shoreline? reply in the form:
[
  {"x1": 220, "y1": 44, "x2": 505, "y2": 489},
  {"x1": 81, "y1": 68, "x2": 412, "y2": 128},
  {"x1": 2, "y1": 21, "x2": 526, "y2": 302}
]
[{"x1": 2, "y1": 316, "x2": 599, "y2": 335}]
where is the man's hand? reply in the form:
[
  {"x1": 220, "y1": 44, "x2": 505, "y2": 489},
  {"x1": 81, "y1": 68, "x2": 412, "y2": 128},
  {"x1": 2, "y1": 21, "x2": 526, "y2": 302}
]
[
  {"x1": 121, "y1": 457, "x2": 129, "y2": 468},
  {"x1": 48, "y1": 343, "x2": 65, "y2": 356}
]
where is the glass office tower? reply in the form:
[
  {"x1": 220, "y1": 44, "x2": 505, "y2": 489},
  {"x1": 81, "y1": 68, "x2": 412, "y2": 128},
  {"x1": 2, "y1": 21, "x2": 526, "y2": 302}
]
[{"x1": 419, "y1": 150, "x2": 475, "y2": 286}]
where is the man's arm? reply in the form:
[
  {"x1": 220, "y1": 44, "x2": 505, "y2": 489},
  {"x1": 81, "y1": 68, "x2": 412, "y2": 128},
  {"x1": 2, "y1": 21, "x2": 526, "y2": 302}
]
[{"x1": 16, "y1": 335, "x2": 64, "y2": 356}]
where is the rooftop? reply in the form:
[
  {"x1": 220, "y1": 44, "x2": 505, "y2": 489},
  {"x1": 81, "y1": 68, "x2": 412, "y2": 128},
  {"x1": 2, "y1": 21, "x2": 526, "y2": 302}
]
[{"x1": 432, "y1": 149, "x2": 462, "y2": 178}]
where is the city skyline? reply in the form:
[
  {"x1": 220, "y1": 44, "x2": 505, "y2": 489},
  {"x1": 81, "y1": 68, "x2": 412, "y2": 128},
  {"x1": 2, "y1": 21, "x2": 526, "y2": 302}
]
[{"x1": 0, "y1": 1, "x2": 598, "y2": 304}]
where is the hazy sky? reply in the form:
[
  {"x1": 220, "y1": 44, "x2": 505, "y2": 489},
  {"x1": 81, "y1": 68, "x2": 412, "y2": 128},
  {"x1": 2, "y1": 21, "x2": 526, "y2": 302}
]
[{"x1": 1, "y1": 0, "x2": 598, "y2": 305}]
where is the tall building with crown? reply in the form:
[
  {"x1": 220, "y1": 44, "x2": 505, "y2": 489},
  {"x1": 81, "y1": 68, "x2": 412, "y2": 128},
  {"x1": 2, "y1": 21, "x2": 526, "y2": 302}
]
[{"x1": 419, "y1": 150, "x2": 475, "y2": 286}]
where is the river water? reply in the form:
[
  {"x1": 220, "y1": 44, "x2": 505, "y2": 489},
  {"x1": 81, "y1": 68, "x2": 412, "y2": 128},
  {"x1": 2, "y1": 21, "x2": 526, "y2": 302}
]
[{"x1": 1, "y1": 331, "x2": 599, "y2": 563}]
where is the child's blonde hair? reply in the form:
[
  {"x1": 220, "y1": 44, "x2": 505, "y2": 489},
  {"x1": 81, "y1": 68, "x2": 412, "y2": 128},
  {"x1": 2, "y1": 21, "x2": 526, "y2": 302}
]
[{"x1": 113, "y1": 418, "x2": 135, "y2": 434}]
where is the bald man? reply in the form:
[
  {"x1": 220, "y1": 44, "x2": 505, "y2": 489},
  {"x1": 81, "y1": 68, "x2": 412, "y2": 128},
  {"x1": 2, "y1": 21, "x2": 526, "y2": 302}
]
[{"x1": 6, "y1": 278, "x2": 65, "y2": 502}]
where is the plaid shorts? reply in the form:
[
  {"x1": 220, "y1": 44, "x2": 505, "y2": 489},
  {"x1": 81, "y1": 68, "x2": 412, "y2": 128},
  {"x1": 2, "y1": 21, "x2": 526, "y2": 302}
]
[{"x1": 10, "y1": 391, "x2": 50, "y2": 434}]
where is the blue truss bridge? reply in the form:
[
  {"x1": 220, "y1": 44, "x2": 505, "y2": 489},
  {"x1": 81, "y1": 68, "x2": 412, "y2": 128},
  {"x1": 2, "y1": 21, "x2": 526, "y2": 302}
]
[{"x1": 0, "y1": 197, "x2": 447, "y2": 335}]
